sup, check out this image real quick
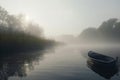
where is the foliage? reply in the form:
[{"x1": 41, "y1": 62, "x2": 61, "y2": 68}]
[
  {"x1": 0, "y1": 6, "x2": 43, "y2": 38},
  {"x1": 79, "y1": 18, "x2": 120, "y2": 43},
  {"x1": 0, "y1": 6, "x2": 55, "y2": 53}
]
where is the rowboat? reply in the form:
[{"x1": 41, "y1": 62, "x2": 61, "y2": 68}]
[{"x1": 88, "y1": 51, "x2": 117, "y2": 67}]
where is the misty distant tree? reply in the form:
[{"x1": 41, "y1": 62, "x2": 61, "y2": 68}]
[
  {"x1": 0, "y1": 6, "x2": 8, "y2": 24},
  {"x1": 6, "y1": 15, "x2": 23, "y2": 32},
  {"x1": 0, "y1": 6, "x2": 9, "y2": 33},
  {"x1": 0, "y1": 6, "x2": 23, "y2": 33},
  {"x1": 26, "y1": 22, "x2": 43, "y2": 38},
  {"x1": 0, "y1": 6, "x2": 54, "y2": 54},
  {"x1": 0, "y1": 6, "x2": 43, "y2": 37},
  {"x1": 79, "y1": 27, "x2": 102, "y2": 42},
  {"x1": 79, "y1": 18, "x2": 120, "y2": 43},
  {"x1": 98, "y1": 18, "x2": 118, "y2": 38},
  {"x1": 99, "y1": 18, "x2": 117, "y2": 30},
  {"x1": 114, "y1": 22, "x2": 120, "y2": 34}
]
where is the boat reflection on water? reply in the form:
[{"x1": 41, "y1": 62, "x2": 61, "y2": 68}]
[
  {"x1": 87, "y1": 59, "x2": 119, "y2": 79},
  {"x1": 0, "y1": 51, "x2": 47, "y2": 80}
]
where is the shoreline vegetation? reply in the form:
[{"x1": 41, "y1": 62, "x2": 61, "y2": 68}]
[
  {"x1": 79, "y1": 18, "x2": 120, "y2": 44},
  {"x1": 0, "y1": 6, "x2": 55, "y2": 54}
]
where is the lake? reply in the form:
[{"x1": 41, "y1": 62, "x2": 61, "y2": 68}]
[{"x1": 0, "y1": 44, "x2": 120, "y2": 80}]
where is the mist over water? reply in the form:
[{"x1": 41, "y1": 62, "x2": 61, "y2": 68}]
[
  {"x1": 0, "y1": 16, "x2": 120, "y2": 80},
  {"x1": 1, "y1": 43, "x2": 117, "y2": 80},
  {"x1": 0, "y1": 0, "x2": 120, "y2": 80}
]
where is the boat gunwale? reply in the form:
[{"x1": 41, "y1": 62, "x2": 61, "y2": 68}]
[{"x1": 88, "y1": 51, "x2": 115, "y2": 63}]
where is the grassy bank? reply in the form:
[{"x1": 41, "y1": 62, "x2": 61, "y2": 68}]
[{"x1": 0, "y1": 31, "x2": 55, "y2": 54}]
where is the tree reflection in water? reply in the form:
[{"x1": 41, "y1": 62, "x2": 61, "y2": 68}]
[{"x1": 0, "y1": 51, "x2": 46, "y2": 80}]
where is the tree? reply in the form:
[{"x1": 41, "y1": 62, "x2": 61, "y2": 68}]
[
  {"x1": 79, "y1": 18, "x2": 120, "y2": 43},
  {"x1": 79, "y1": 27, "x2": 102, "y2": 42},
  {"x1": 0, "y1": 6, "x2": 8, "y2": 25},
  {"x1": 98, "y1": 18, "x2": 118, "y2": 37},
  {"x1": 0, "y1": 6, "x2": 43, "y2": 37},
  {"x1": 26, "y1": 22, "x2": 43, "y2": 38}
]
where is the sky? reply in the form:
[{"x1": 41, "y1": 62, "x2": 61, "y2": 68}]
[{"x1": 0, "y1": 0, "x2": 120, "y2": 37}]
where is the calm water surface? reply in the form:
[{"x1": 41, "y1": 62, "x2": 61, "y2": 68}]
[{"x1": 0, "y1": 44, "x2": 120, "y2": 80}]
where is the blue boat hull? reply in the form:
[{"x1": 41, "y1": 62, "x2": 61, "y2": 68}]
[{"x1": 88, "y1": 51, "x2": 117, "y2": 68}]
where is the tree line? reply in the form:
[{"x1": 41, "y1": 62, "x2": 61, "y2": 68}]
[
  {"x1": 79, "y1": 18, "x2": 120, "y2": 43},
  {"x1": 0, "y1": 6, "x2": 55, "y2": 53}
]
